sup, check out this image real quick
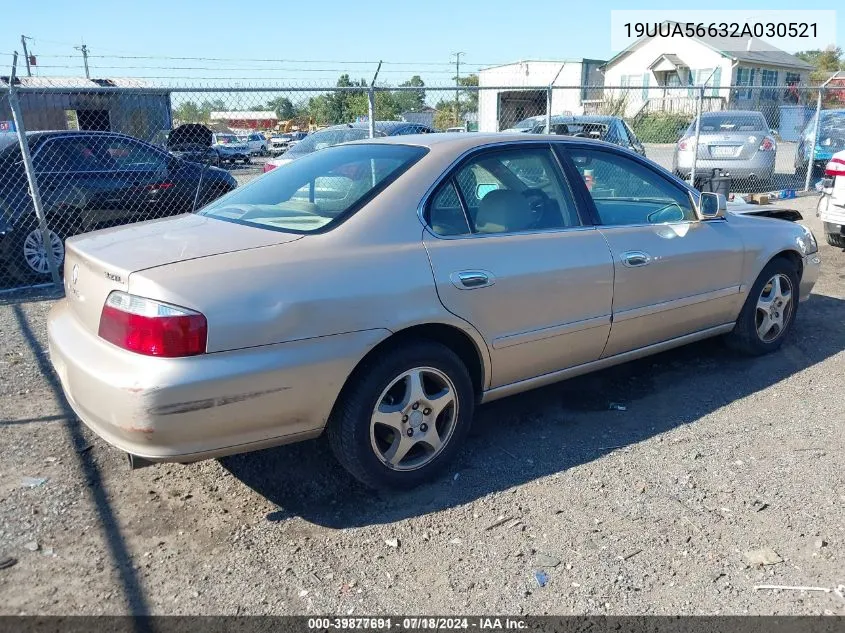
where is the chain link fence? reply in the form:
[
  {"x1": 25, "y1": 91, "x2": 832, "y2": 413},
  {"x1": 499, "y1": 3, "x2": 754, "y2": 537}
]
[{"x1": 0, "y1": 70, "x2": 838, "y2": 294}]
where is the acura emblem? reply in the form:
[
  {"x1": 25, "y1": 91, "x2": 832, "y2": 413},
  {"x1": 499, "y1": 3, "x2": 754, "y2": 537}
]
[{"x1": 71, "y1": 264, "x2": 78, "y2": 285}]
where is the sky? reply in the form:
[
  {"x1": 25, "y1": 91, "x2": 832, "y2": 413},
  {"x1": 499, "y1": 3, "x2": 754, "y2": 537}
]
[{"x1": 0, "y1": 0, "x2": 841, "y2": 89}]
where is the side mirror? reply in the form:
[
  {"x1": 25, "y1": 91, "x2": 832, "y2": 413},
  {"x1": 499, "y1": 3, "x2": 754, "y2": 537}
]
[{"x1": 699, "y1": 192, "x2": 727, "y2": 219}]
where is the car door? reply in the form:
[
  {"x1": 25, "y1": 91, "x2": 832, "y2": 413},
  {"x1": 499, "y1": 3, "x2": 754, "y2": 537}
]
[
  {"x1": 31, "y1": 135, "x2": 119, "y2": 234},
  {"x1": 422, "y1": 144, "x2": 614, "y2": 388},
  {"x1": 558, "y1": 144, "x2": 745, "y2": 358}
]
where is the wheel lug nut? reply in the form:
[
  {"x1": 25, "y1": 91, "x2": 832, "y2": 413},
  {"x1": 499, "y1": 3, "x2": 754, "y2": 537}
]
[
  {"x1": 406, "y1": 428, "x2": 414, "y2": 437},
  {"x1": 423, "y1": 408, "x2": 431, "y2": 415},
  {"x1": 420, "y1": 423, "x2": 428, "y2": 432},
  {"x1": 412, "y1": 402, "x2": 419, "y2": 410},
  {"x1": 402, "y1": 415, "x2": 408, "y2": 423}
]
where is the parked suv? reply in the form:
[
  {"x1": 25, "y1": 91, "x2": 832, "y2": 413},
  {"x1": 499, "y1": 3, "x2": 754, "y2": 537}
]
[
  {"x1": 244, "y1": 132, "x2": 268, "y2": 156},
  {"x1": 0, "y1": 131, "x2": 236, "y2": 283}
]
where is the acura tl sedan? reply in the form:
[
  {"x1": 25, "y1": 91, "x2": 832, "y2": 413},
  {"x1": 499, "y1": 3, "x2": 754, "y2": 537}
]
[{"x1": 48, "y1": 134, "x2": 820, "y2": 489}]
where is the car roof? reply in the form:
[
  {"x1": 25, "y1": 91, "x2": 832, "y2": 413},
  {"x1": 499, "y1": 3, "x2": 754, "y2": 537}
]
[
  {"x1": 323, "y1": 121, "x2": 431, "y2": 134},
  {"x1": 549, "y1": 115, "x2": 618, "y2": 123},
  {"x1": 346, "y1": 132, "x2": 627, "y2": 154},
  {"x1": 700, "y1": 110, "x2": 764, "y2": 117}
]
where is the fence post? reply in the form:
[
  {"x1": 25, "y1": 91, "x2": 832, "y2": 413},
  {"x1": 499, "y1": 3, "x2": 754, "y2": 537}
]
[
  {"x1": 689, "y1": 86, "x2": 704, "y2": 189},
  {"x1": 367, "y1": 87, "x2": 376, "y2": 139},
  {"x1": 546, "y1": 86, "x2": 553, "y2": 134},
  {"x1": 7, "y1": 52, "x2": 61, "y2": 286},
  {"x1": 804, "y1": 88, "x2": 823, "y2": 192}
]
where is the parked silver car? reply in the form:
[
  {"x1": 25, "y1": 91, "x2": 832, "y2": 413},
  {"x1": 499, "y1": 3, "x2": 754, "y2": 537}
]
[
  {"x1": 47, "y1": 134, "x2": 819, "y2": 489},
  {"x1": 673, "y1": 111, "x2": 777, "y2": 182}
]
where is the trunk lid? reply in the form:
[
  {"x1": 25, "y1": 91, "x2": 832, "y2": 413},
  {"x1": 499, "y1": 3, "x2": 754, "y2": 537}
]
[{"x1": 64, "y1": 213, "x2": 302, "y2": 334}]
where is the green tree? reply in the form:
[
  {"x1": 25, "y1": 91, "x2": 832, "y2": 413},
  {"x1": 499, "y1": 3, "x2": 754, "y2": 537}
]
[
  {"x1": 267, "y1": 96, "x2": 296, "y2": 120},
  {"x1": 796, "y1": 46, "x2": 844, "y2": 83},
  {"x1": 393, "y1": 75, "x2": 426, "y2": 113},
  {"x1": 174, "y1": 100, "x2": 204, "y2": 123},
  {"x1": 458, "y1": 73, "x2": 479, "y2": 113}
]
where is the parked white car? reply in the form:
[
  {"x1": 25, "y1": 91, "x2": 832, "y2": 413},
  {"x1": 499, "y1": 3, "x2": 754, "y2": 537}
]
[
  {"x1": 244, "y1": 132, "x2": 268, "y2": 156},
  {"x1": 818, "y1": 149, "x2": 845, "y2": 248}
]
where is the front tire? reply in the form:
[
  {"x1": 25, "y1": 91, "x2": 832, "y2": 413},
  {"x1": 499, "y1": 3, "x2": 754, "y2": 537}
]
[
  {"x1": 327, "y1": 341, "x2": 475, "y2": 490},
  {"x1": 826, "y1": 232, "x2": 845, "y2": 248},
  {"x1": 726, "y1": 257, "x2": 799, "y2": 356}
]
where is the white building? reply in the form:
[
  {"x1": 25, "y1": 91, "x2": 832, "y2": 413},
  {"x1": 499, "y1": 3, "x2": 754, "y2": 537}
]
[
  {"x1": 477, "y1": 59, "x2": 605, "y2": 132},
  {"x1": 600, "y1": 24, "x2": 813, "y2": 118}
]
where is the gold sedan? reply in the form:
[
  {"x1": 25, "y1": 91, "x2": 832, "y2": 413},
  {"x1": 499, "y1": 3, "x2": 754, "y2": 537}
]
[{"x1": 48, "y1": 134, "x2": 820, "y2": 489}]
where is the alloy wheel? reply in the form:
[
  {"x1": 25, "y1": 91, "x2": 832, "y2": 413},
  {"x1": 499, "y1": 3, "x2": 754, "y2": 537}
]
[
  {"x1": 369, "y1": 366, "x2": 459, "y2": 471},
  {"x1": 755, "y1": 273, "x2": 793, "y2": 343},
  {"x1": 22, "y1": 228, "x2": 64, "y2": 275}
]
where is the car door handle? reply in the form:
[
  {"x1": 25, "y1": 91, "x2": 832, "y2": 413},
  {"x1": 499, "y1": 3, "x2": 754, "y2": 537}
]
[
  {"x1": 622, "y1": 251, "x2": 651, "y2": 267},
  {"x1": 450, "y1": 270, "x2": 494, "y2": 289}
]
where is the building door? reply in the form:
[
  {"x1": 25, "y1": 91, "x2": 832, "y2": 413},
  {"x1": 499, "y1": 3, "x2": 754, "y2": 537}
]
[{"x1": 76, "y1": 109, "x2": 110, "y2": 131}]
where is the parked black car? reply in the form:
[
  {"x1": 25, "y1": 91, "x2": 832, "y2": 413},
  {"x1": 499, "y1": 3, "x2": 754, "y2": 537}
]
[
  {"x1": 166, "y1": 123, "x2": 222, "y2": 166},
  {"x1": 0, "y1": 130, "x2": 237, "y2": 283},
  {"x1": 528, "y1": 115, "x2": 647, "y2": 156}
]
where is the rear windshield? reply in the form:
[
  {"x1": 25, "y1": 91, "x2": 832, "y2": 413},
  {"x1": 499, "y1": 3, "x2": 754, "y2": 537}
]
[
  {"x1": 216, "y1": 134, "x2": 239, "y2": 144},
  {"x1": 690, "y1": 113, "x2": 766, "y2": 133},
  {"x1": 199, "y1": 143, "x2": 427, "y2": 234},
  {"x1": 288, "y1": 128, "x2": 371, "y2": 155}
]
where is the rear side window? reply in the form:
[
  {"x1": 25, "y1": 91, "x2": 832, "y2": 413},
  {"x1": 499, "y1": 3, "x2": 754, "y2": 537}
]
[
  {"x1": 200, "y1": 143, "x2": 426, "y2": 233},
  {"x1": 425, "y1": 147, "x2": 580, "y2": 236}
]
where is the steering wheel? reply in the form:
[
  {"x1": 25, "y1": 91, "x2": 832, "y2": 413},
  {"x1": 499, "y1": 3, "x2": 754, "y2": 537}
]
[{"x1": 521, "y1": 187, "x2": 551, "y2": 226}]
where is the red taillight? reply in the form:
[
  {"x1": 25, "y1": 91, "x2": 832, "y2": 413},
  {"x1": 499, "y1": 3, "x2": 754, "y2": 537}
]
[
  {"x1": 759, "y1": 137, "x2": 775, "y2": 151},
  {"x1": 98, "y1": 292, "x2": 207, "y2": 357},
  {"x1": 825, "y1": 156, "x2": 845, "y2": 177},
  {"x1": 678, "y1": 137, "x2": 691, "y2": 151},
  {"x1": 263, "y1": 163, "x2": 277, "y2": 173}
]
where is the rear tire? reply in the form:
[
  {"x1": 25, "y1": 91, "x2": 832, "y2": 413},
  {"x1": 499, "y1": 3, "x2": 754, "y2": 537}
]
[
  {"x1": 7, "y1": 220, "x2": 66, "y2": 284},
  {"x1": 726, "y1": 257, "x2": 799, "y2": 356},
  {"x1": 826, "y1": 232, "x2": 845, "y2": 248},
  {"x1": 327, "y1": 341, "x2": 474, "y2": 490}
]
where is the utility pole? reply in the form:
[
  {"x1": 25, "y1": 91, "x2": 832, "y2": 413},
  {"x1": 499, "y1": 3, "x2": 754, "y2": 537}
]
[
  {"x1": 20, "y1": 35, "x2": 32, "y2": 76},
  {"x1": 451, "y1": 52, "x2": 465, "y2": 126},
  {"x1": 75, "y1": 43, "x2": 90, "y2": 78}
]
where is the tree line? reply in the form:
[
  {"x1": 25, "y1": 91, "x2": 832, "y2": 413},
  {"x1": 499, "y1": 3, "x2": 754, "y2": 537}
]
[{"x1": 173, "y1": 74, "x2": 479, "y2": 129}]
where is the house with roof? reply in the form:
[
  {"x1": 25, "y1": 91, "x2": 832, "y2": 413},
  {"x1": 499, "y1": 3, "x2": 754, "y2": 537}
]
[
  {"x1": 0, "y1": 76, "x2": 172, "y2": 143},
  {"x1": 598, "y1": 24, "x2": 814, "y2": 121}
]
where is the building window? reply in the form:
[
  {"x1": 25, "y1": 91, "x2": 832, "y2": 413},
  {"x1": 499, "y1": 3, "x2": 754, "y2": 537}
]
[
  {"x1": 761, "y1": 69, "x2": 778, "y2": 100},
  {"x1": 736, "y1": 67, "x2": 756, "y2": 100}
]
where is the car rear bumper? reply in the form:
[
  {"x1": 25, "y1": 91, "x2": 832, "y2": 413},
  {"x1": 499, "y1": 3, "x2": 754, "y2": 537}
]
[
  {"x1": 675, "y1": 152, "x2": 775, "y2": 180},
  {"x1": 47, "y1": 299, "x2": 389, "y2": 462}
]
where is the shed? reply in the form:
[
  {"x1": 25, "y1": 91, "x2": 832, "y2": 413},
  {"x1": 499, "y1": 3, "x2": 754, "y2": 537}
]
[{"x1": 0, "y1": 77, "x2": 172, "y2": 143}]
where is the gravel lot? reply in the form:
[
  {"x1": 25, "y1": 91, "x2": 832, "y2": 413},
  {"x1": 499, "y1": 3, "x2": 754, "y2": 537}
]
[{"x1": 1, "y1": 196, "x2": 843, "y2": 616}]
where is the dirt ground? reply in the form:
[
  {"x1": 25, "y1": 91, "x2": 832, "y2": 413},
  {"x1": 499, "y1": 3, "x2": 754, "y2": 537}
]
[{"x1": 1, "y1": 196, "x2": 843, "y2": 616}]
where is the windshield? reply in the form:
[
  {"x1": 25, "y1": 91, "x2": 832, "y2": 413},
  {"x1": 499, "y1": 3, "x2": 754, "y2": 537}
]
[
  {"x1": 691, "y1": 113, "x2": 766, "y2": 133},
  {"x1": 287, "y1": 128, "x2": 371, "y2": 155},
  {"x1": 199, "y1": 143, "x2": 427, "y2": 233},
  {"x1": 216, "y1": 134, "x2": 239, "y2": 144}
]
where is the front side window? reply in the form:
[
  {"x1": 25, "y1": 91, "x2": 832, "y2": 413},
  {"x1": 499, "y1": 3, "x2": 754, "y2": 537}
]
[
  {"x1": 426, "y1": 147, "x2": 580, "y2": 236},
  {"x1": 565, "y1": 148, "x2": 696, "y2": 226},
  {"x1": 199, "y1": 143, "x2": 426, "y2": 233}
]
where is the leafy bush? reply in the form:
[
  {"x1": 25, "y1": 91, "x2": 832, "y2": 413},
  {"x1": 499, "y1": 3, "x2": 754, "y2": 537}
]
[{"x1": 631, "y1": 113, "x2": 692, "y2": 143}]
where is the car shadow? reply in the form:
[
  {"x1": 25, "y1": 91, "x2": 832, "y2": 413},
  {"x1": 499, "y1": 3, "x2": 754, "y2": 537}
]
[{"x1": 221, "y1": 292, "x2": 845, "y2": 529}]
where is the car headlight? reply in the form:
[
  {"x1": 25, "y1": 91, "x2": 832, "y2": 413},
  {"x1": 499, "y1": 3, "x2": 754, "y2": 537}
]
[{"x1": 796, "y1": 225, "x2": 818, "y2": 255}]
